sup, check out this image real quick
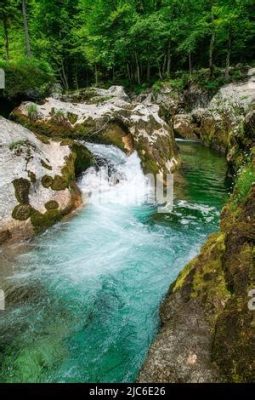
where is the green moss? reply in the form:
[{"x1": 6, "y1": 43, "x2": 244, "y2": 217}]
[
  {"x1": 51, "y1": 175, "x2": 68, "y2": 191},
  {"x1": 191, "y1": 233, "x2": 229, "y2": 298},
  {"x1": 142, "y1": 158, "x2": 159, "y2": 175},
  {"x1": 12, "y1": 204, "x2": 32, "y2": 221},
  {"x1": 12, "y1": 178, "x2": 30, "y2": 204},
  {"x1": 41, "y1": 160, "x2": 52, "y2": 170},
  {"x1": 52, "y1": 110, "x2": 65, "y2": 123},
  {"x1": 233, "y1": 162, "x2": 255, "y2": 207},
  {"x1": 102, "y1": 129, "x2": 125, "y2": 150},
  {"x1": 41, "y1": 175, "x2": 53, "y2": 188},
  {"x1": 67, "y1": 112, "x2": 78, "y2": 125},
  {"x1": 173, "y1": 233, "x2": 230, "y2": 327},
  {"x1": 45, "y1": 201, "x2": 59, "y2": 211},
  {"x1": 27, "y1": 104, "x2": 38, "y2": 121},
  {"x1": 28, "y1": 171, "x2": 36, "y2": 183},
  {"x1": 11, "y1": 112, "x2": 73, "y2": 138},
  {"x1": 41, "y1": 153, "x2": 77, "y2": 191},
  {"x1": 173, "y1": 259, "x2": 197, "y2": 292},
  {"x1": 71, "y1": 142, "x2": 94, "y2": 175},
  {"x1": 135, "y1": 138, "x2": 160, "y2": 175},
  {"x1": 212, "y1": 291, "x2": 255, "y2": 382},
  {"x1": 35, "y1": 133, "x2": 50, "y2": 145},
  {"x1": 60, "y1": 139, "x2": 73, "y2": 146},
  {"x1": 30, "y1": 209, "x2": 62, "y2": 234},
  {"x1": 61, "y1": 154, "x2": 76, "y2": 183},
  {"x1": 9, "y1": 140, "x2": 30, "y2": 152}
]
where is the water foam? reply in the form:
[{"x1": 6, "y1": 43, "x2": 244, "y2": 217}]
[{"x1": 79, "y1": 143, "x2": 153, "y2": 207}]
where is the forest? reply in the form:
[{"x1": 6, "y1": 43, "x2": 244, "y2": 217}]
[
  {"x1": 0, "y1": 0, "x2": 255, "y2": 388},
  {"x1": 0, "y1": 0, "x2": 255, "y2": 92}
]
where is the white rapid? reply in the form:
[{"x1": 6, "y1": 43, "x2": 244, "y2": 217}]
[{"x1": 80, "y1": 143, "x2": 153, "y2": 207}]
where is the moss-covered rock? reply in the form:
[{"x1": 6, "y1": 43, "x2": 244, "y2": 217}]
[
  {"x1": 12, "y1": 89, "x2": 180, "y2": 175},
  {"x1": 30, "y1": 181, "x2": 82, "y2": 235},
  {"x1": 0, "y1": 116, "x2": 87, "y2": 244}
]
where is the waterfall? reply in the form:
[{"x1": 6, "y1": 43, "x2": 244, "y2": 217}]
[{"x1": 79, "y1": 143, "x2": 153, "y2": 207}]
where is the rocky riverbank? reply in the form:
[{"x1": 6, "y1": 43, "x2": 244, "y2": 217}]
[
  {"x1": 0, "y1": 86, "x2": 179, "y2": 245},
  {"x1": 11, "y1": 86, "x2": 179, "y2": 176},
  {"x1": 139, "y1": 71, "x2": 255, "y2": 383},
  {"x1": 0, "y1": 117, "x2": 95, "y2": 245}
]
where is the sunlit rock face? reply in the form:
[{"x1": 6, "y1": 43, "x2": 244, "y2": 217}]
[
  {"x1": 0, "y1": 117, "x2": 88, "y2": 244},
  {"x1": 12, "y1": 86, "x2": 180, "y2": 176}
]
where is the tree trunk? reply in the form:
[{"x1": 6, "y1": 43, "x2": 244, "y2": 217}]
[
  {"x1": 162, "y1": 55, "x2": 167, "y2": 76},
  {"x1": 146, "y1": 62, "x2": 151, "y2": 82},
  {"x1": 166, "y1": 41, "x2": 171, "y2": 77},
  {"x1": 73, "y1": 68, "x2": 79, "y2": 90},
  {"x1": 157, "y1": 61, "x2": 163, "y2": 80},
  {"x1": 60, "y1": 60, "x2": 69, "y2": 91},
  {"x1": 135, "y1": 52, "x2": 141, "y2": 85},
  {"x1": 188, "y1": 52, "x2": 192, "y2": 76},
  {"x1": 127, "y1": 63, "x2": 131, "y2": 82},
  {"x1": 95, "y1": 64, "x2": 98, "y2": 87},
  {"x1": 22, "y1": 0, "x2": 32, "y2": 57},
  {"x1": 209, "y1": 8, "x2": 216, "y2": 77},
  {"x1": 225, "y1": 32, "x2": 232, "y2": 79},
  {"x1": 209, "y1": 31, "x2": 215, "y2": 77},
  {"x1": 3, "y1": 18, "x2": 9, "y2": 60}
]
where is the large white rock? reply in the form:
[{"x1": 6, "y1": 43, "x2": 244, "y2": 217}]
[
  {"x1": 209, "y1": 71, "x2": 255, "y2": 114},
  {"x1": 0, "y1": 117, "x2": 77, "y2": 243},
  {"x1": 15, "y1": 85, "x2": 179, "y2": 175}
]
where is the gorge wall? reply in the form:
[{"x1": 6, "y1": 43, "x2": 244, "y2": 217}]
[{"x1": 139, "y1": 71, "x2": 255, "y2": 383}]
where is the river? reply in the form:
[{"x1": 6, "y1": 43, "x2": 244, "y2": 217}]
[{"x1": 0, "y1": 141, "x2": 229, "y2": 383}]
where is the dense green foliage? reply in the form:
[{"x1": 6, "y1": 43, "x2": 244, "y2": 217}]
[
  {"x1": 0, "y1": 0, "x2": 254, "y2": 90},
  {"x1": 0, "y1": 57, "x2": 53, "y2": 98}
]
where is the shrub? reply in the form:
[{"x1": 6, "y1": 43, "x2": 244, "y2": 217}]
[
  {"x1": 27, "y1": 104, "x2": 39, "y2": 120},
  {"x1": 0, "y1": 57, "x2": 54, "y2": 99},
  {"x1": 234, "y1": 163, "x2": 255, "y2": 205}
]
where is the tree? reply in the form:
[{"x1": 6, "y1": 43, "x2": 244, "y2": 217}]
[
  {"x1": 32, "y1": 0, "x2": 81, "y2": 89},
  {"x1": 0, "y1": 0, "x2": 254, "y2": 88},
  {"x1": 0, "y1": 0, "x2": 19, "y2": 59},
  {"x1": 21, "y1": 0, "x2": 31, "y2": 57},
  {"x1": 215, "y1": 0, "x2": 255, "y2": 78}
]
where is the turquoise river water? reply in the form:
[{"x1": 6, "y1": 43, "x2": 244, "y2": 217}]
[{"x1": 0, "y1": 141, "x2": 229, "y2": 383}]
